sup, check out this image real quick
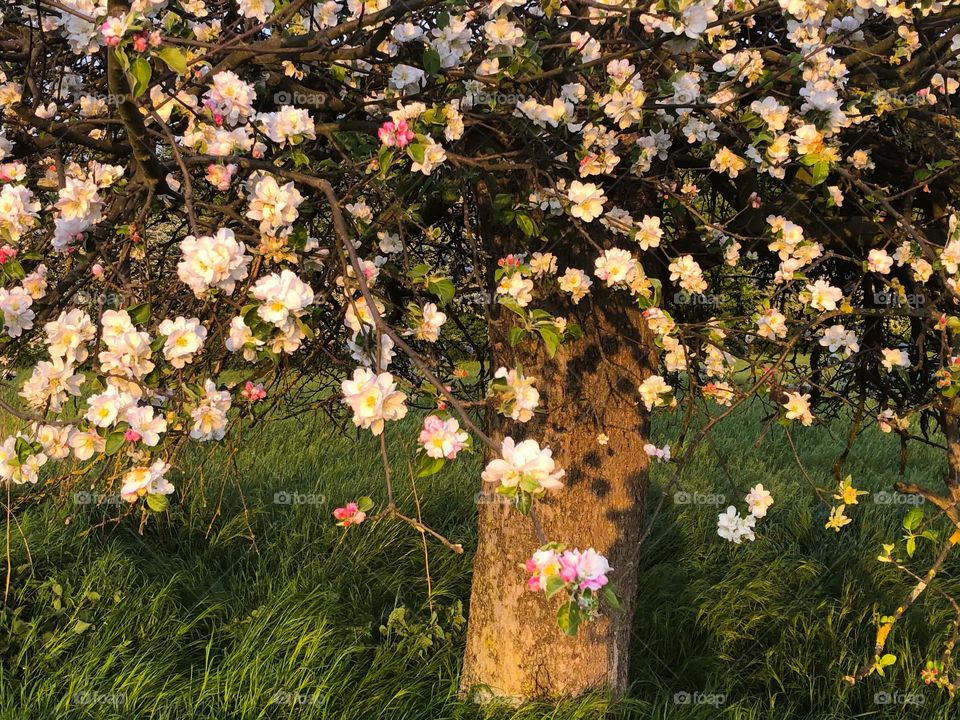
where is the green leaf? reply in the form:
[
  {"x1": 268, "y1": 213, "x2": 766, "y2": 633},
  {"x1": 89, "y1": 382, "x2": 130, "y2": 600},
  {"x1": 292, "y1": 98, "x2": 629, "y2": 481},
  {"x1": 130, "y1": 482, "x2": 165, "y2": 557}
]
[
  {"x1": 14, "y1": 436, "x2": 32, "y2": 463},
  {"x1": 357, "y1": 496, "x2": 375, "y2": 513},
  {"x1": 408, "y1": 264, "x2": 430, "y2": 279},
  {"x1": 810, "y1": 161, "x2": 830, "y2": 186},
  {"x1": 906, "y1": 536, "x2": 916, "y2": 557},
  {"x1": 104, "y1": 431, "x2": 126, "y2": 456},
  {"x1": 903, "y1": 507, "x2": 923, "y2": 531},
  {"x1": 427, "y1": 277, "x2": 455, "y2": 305},
  {"x1": 146, "y1": 493, "x2": 169, "y2": 512},
  {"x1": 3, "y1": 260, "x2": 24, "y2": 281},
  {"x1": 544, "y1": 575, "x2": 566, "y2": 599},
  {"x1": 507, "y1": 326, "x2": 527, "y2": 347},
  {"x1": 128, "y1": 302, "x2": 151, "y2": 325},
  {"x1": 113, "y1": 47, "x2": 130, "y2": 72},
  {"x1": 406, "y1": 143, "x2": 426, "y2": 164},
  {"x1": 601, "y1": 584, "x2": 623, "y2": 611},
  {"x1": 378, "y1": 147, "x2": 395, "y2": 177},
  {"x1": 515, "y1": 212, "x2": 536, "y2": 237},
  {"x1": 515, "y1": 492, "x2": 532, "y2": 515},
  {"x1": 498, "y1": 296, "x2": 526, "y2": 319},
  {"x1": 537, "y1": 325, "x2": 561, "y2": 358},
  {"x1": 73, "y1": 620, "x2": 92, "y2": 634},
  {"x1": 422, "y1": 47, "x2": 441, "y2": 75},
  {"x1": 519, "y1": 475, "x2": 541, "y2": 493},
  {"x1": 129, "y1": 57, "x2": 152, "y2": 98},
  {"x1": 556, "y1": 602, "x2": 581, "y2": 636},
  {"x1": 155, "y1": 46, "x2": 188, "y2": 74},
  {"x1": 241, "y1": 304, "x2": 262, "y2": 330},
  {"x1": 416, "y1": 453, "x2": 445, "y2": 478},
  {"x1": 291, "y1": 149, "x2": 311, "y2": 169}
]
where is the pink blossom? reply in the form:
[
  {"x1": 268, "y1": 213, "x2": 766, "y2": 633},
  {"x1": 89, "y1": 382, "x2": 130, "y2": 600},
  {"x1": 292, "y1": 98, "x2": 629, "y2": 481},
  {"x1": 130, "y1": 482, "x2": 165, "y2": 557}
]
[
  {"x1": 524, "y1": 548, "x2": 559, "y2": 592},
  {"x1": 206, "y1": 164, "x2": 237, "y2": 191},
  {"x1": 241, "y1": 381, "x2": 266, "y2": 402},
  {"x1": 526, "y1": 547, "x2": 612, "y2": 595},
  {"x1": 377, "y1": 120, "x2": 415, "y2": 148},
  {"x1": 0, "y1": 246, "x2": 16, "y2": 264},
  {"x1": 333, "y1": 502, "x2": 366, "y2": 527},
  {"x1": 570, "y1": 548, "x2": 611, "y2": 591},
  {"x1": 100, "y1": 19, "x2": 124, "y2": 46},
  {"x1": 418, "y1": 414, "x2": 468, "y2": 459},
  {"x1": 558, "y1": 554, "x2": 578, "y2": 583},
  {"x1": 132, "y1": 34, "x2": 148, "y2": 53},
  {"x1": 124, "y1": 429, "x2": 142, "y2": 443}
]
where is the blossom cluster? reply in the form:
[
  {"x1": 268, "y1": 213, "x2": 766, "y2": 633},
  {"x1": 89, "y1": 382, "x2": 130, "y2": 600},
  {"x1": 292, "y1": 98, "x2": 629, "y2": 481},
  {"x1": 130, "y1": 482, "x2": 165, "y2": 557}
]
[
  {"x1": 525, "y1": 545, "x2": 619, "y2": 635},
  {"x1": 717, "y1": 484, "x2": 774, "y2": 545}
]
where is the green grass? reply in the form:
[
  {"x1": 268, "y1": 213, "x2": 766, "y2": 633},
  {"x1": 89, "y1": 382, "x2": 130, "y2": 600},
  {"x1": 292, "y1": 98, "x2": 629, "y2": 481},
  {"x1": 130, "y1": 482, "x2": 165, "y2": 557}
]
[{"x1": 0, "y1": 401, "x2": 957, "y2": 719}]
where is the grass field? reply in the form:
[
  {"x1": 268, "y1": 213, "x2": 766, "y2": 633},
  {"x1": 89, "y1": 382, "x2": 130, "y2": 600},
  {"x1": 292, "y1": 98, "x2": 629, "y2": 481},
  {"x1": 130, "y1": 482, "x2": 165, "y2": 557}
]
[{"x1": 0, "y1": 400, "x2": 958, "y2": 719}]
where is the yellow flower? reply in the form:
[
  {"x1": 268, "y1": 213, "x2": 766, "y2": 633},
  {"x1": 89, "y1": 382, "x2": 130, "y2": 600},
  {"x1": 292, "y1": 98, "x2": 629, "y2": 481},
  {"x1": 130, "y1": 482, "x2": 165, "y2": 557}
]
[
  {"x1": 833, "y1": 476, "x2": 868, "y2": 506},
  {"x1": 826, "y1": 504, "x2": 852, "y2": 532}
]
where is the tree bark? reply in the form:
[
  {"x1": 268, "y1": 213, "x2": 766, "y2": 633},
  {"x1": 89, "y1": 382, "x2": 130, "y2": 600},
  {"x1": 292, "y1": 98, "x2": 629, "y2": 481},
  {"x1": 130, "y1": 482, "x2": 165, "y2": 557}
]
[
  {"x1": 941, "y1": 397, "x2": 960, "y2": 513},
  {"x1": 460, "y1": 216, "x2": 657, "y2": 698}
]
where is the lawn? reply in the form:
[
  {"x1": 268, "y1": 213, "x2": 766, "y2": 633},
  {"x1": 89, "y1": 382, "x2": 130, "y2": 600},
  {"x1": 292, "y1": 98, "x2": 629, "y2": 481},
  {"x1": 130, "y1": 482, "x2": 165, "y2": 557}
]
[{"x1": 0, "y1": 401, "x2": 957, "y2": 719}]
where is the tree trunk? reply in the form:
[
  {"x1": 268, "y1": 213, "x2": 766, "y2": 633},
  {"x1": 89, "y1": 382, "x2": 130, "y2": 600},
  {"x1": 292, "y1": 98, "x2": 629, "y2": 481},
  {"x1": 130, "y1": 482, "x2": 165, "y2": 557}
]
[
  {"x1": 941, "y1": 397, "x2": 960, "y2": 513},
  {"x1": 460, "y1": 288, "x2": 657, "y2": 700}
]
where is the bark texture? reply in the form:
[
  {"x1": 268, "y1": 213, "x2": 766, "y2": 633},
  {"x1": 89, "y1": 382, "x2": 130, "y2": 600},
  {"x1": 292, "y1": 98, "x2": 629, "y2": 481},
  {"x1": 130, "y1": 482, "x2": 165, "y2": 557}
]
[
  {"x1": 460, "y1": 292, "x2": 657, "y2": 700},
  {"x1": 942, "y1": 397, "x2": 960, "y2": 510}
]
